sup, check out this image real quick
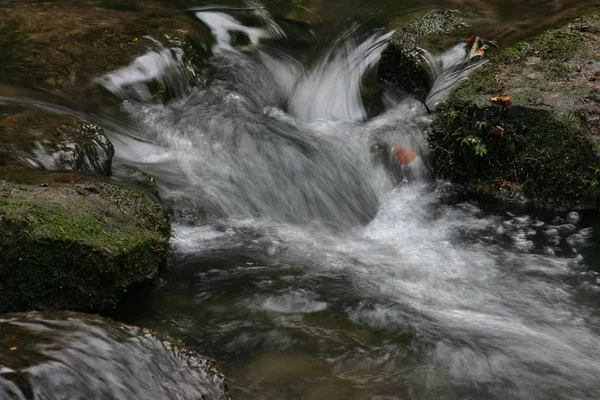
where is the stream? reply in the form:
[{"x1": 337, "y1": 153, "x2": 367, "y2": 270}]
[{"x1": 2, "y1": 0, "x2": 600, "y2": 399}]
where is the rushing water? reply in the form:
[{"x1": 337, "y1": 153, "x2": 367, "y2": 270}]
[
  {"x1": 98, "y1": 5, "x2": 600, "y2": 400},
  {"x1": 0, "y1": 313, "x2": 229, "y2": 400},
  {"x1": 2, "y1": 1, "x2": 600, "y2": 399}
]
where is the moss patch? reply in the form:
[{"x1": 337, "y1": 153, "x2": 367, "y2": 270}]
[
  {"x1": 428, "y1": 14, "x2": 600, "y2": 210},
  {"x1": 430, "y1": 103, "x2": 599, "y2": 208},
  {"x1": 0, "y1": 181, "x2": 170, "y2": 312}
]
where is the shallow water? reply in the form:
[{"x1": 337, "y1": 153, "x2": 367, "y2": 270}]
[
  {"x1": 0, "y1": 312, "x2": 229, "y2": 400},
  {"x1": 2, "y1": 0, "x2": 600, "y2": 399}
]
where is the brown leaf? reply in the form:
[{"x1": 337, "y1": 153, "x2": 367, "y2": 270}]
[
  {"x1": 491, "y1": 96, "x2": 511, "y2": 105},
  {"x1": 490, "y1": 126, "x2": 505, "y2": 136}
]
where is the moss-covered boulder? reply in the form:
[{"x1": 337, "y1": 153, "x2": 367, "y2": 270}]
[
  {"x1": 0, "y1": 0, "x2": 212, "y2": 109},
  {"x1": 0, "y1": 312, "x2": 230, "y2": 399},
  {"x1": 0, "y1": 111, "x2": 114, "y2": 175},
  {"x1": 378, "y1": 10, "x2": 471, "y2": 102},
  {"x1": 428, "y1": 15, "x2": 600, "y2": 210},
  {"x1": 0, "y1": 179, "x2": 171, "y2": 313}
]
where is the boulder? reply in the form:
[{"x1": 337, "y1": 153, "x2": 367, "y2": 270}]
[
  {"x1": 0, "y1": 0, "x2": 212, "y2": 108},
  {"x1": 0, "y1": 111, "x2": 114, "y2": 175},
  {"x1": 0, "y1": 177, "x2": 171, "y2": 313},
  {"x1": 428, "y1": 15, "x2": 600, "y2": 210},
  {"x1": 377, "y1": 10, "x2": 471, "y2": 102},
  {"x1": 0, "y1": 312, "x2": 230, "y2": 399}
]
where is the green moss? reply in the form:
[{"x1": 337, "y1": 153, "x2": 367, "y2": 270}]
[
  {"x1": 402, "y1": 9, "x2": 470, "y2": 38},
  {"x1": 496, "y1": 24, "x2": 585, "y2": 64},
  {"x1": 453, "y1": 66, "x2": 505, "y2": 98},
  {"x1": 429, "y1": 14, "x2": 600, "y2": 210},
  {"x1": 0, "y1": 181, "x2": 170, "y2": 312},
  {"x1": 429, "y1": 103, "x2": 600, "y2": 209}
]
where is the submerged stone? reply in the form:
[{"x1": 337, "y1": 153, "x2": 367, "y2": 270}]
[
  {"x1": 0, "y1": 179, "x2": 171, "y2": 313},
  {"x1": 0, "y1": 111, "x2": 114, "y2": 175},
  {"x1": 428, "y1": 15, "x2": 600, "y2": 210},
  {"x1": 0, "y1": 312, "x2": 230, "y2": 399}
]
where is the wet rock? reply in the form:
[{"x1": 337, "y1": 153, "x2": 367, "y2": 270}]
[
  {"x1": 428, "y1": 14, "x2": 600, "y2": 211},
  {"x1": 0, "y1": 0, "x2": 212, "y2": 109},
  {"x1": 0, "y1": 178, "x2": 171, "y2": 313},
  {"x1": 0, "y1": 111, "x2": 114, "y2": 175},
  {"x1": 0, "y1": 312, "x2": 230, "y2": 399},
  {"x1": 378, "y1": 10, "x2": 471, "y2": 101}
]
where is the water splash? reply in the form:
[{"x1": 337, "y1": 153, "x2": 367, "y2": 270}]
[
  {"x1": 95, "y1": 39, "x2": 194, "y2": 102},
  {"x1": 195, "y1": 12, "x2": 269, "y2": 53},
  {"x1": 0, "y1": 313, "x2": 229, "y2": 400},
  {"x1": 285, "y1": 30, "x2": 393, "y2": 121}
]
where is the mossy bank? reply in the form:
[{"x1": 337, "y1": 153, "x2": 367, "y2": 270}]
[
  {"x1": 429, "y1": 15, "x2": 600, "y2": 210},
  {"x1": 0, "y1": 179, "x2": 170, "y2": 313}
]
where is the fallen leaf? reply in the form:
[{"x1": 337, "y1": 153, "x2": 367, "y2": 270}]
[
  {"x1": 9, "y1": 347, "x2": 17, "y2": 351},
  {"x1": 392, "y1": 145, "x2": 418, "y2": 165},
  {"x1": 490, "y1": 126, "x2": 505, "y2": 136},
  {"x1": 491, "y1": 96, "x2": 511, "y2": 105}
]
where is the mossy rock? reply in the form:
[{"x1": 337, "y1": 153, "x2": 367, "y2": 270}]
[
  {"x1": 428, "y1": 15, "x2": 600, "y2": 210},
  {"x1": 0, "y1": 0, "x2": 213, "y2": 109},
  {"x1": 0, "y1": 312, "x2": 230, "y2": 399},
  {"x1": 378, "y1": 10, "x2": 471, "y2": 101},
  {"x1": 0, "y1": 111, "x2": 114, "y2": 175},
  {"x1": 0, "y1": 180, "x2": 171, "y2": 313}
]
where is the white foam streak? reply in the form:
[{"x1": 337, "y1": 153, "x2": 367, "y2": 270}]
[
  {"x1": 195, "y1": 12, "x2": 268, "y2": 53},
  {"x1": 288, "y1": 32, "x2": 393, "y2": 121}
]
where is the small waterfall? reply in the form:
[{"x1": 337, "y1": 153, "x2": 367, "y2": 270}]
[
  {"x1": 5, "y1": 3, "x2": 596, "y2": 400},
  {"x1": 285, "y1": 30, "x2": 393, "y2": 121},
  {"x1": 95, "y1": 39, "x2": 195, "y2": 102},
  {"x1": 93, "y1": 7, "x2": 486, "y2": 228}
]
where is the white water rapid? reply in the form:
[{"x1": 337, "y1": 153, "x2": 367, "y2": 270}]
[{"x1": 89, "y1": 6, "x2": 600, "y2": 400}]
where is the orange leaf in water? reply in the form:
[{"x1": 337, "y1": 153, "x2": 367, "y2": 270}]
[
  {"x1": 466, "y1": 36, "x2": 478, "y2": 49},
  {"x1": 393, "y1": 145, "x2": 418, "y2": 166}
]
